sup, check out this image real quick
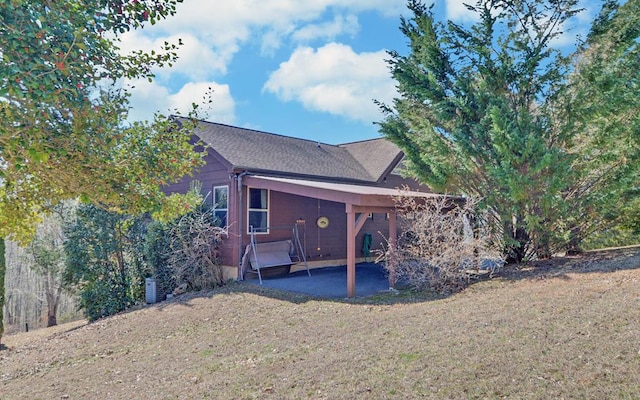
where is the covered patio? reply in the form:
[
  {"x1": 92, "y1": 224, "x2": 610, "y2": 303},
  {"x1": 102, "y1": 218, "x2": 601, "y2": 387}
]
[
  {"x1": 245, "y1": 262, "x2": 392, "y2": 298},
  {"x1": 242, "y1": 175, "x2": 447, "y2": 297}
]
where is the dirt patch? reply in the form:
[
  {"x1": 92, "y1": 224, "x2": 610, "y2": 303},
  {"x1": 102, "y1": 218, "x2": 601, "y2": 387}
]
[{"x1": 2, "y1": 247, "x2": 640, "y2": 399}]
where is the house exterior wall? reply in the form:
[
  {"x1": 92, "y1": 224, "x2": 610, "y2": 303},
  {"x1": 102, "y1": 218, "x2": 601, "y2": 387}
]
[
  {"x1": 240, "y1": 191, "x2": 391, "y2": 269},
  {"x1": 163, "y1": 152, "x2": 240, "y2": 279},
  {"x1": 164, "y1": 158, "x2": 430, "y2": 280}
]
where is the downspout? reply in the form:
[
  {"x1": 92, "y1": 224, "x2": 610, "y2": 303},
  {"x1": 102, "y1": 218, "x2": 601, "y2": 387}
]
[{"x1": 236, "y1": 171, "x2": 249, "y2": 280}]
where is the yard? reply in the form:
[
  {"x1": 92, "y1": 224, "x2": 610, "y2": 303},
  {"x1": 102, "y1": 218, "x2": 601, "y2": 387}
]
[{"x1": 1, "y1": 247, "x2": 640, "y2": 399}]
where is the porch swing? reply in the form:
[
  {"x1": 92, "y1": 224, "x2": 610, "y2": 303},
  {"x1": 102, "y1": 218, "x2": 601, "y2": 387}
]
[{"x1": 241, "y1": 223, "x2": 311, "y2": 284}]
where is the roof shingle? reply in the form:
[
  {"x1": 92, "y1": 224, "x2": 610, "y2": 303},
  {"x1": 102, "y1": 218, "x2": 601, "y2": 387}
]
[{"x1": 191, "y1": 119, "x2": 403, "y2": 183}]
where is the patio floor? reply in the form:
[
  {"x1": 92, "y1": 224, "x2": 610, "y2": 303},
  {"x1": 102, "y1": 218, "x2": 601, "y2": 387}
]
[{"x1": 244, "y1": 262, "x2": 392, "y2": 298}]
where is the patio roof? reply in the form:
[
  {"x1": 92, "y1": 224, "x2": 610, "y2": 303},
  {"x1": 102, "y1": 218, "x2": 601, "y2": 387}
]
[
  {"x1": 242, "y1": 175, "x2": 458, "y2": 297},
  {"x1": 243, "y1": 175, "x2": 447, "y2": 212}
]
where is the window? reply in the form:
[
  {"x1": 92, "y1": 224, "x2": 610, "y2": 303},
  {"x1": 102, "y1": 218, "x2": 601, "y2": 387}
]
[
  {"x1": 248, "y1": 188, "x2": 269, "y2": 233},
  {"x1": 213, "y1": 185, "x2": 228, "y2": 227}
]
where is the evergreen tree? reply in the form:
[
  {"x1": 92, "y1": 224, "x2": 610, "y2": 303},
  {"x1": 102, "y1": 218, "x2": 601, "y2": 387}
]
[
  {"x1": 379, "y1": 0, "x2": 587, "y2": 261},
  {"x1": 558, "y1": 0, "x2": 640, "y2": 249}
]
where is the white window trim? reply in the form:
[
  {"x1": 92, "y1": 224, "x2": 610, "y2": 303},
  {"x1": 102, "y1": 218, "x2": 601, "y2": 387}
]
[
  {"x1": 247, "y1": 187, "x2": 270, "y2": 235},
  {"x1": 213, "y1": 185, "x2": 228, "y2": 227}
]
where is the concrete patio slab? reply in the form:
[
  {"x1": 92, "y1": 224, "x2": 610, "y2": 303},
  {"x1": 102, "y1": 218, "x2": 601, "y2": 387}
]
[{"x1": 245, "y1": 262, "x2": 392, "y2": 298}]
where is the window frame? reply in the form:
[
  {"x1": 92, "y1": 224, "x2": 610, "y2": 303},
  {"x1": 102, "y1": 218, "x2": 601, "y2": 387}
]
[
  {"x1": 212, "y1": 185, "x2": 228, "y2": 228},
  {"x1": 247, "y1": 187, "x2": 270, "y2": 234}
]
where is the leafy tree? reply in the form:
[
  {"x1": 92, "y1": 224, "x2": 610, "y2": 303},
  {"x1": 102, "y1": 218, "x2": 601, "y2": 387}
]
[
  {"x1": 378, "y1": 0, "x2": 584, "y2": 262},
  {"x1": 63, "y1": 192, "x2": 214, "y2": 319},
  {"x1": 0, "y1": 0, "x2": 202, "y2": 236},
  {"x1": 143, "y1": 220, "x2": 175, "y2": 298},
  {"x1": 0, "y1": 0, "x2": 205, "y2": 339},
  {"x1": 144, "y1": 183, "x2": 225, "y2": 296},
  {"x1": 24, "y1": 204, "x2": 74, "y2": 327},
  {"x1": 63, "y1": 204, "x2": 148, "y2": 321}
]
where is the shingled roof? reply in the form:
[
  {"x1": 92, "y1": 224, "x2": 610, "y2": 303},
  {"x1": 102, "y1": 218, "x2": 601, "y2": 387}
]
[{"x1": 191, "y1": 119, "x2": 404, "y2": 184}]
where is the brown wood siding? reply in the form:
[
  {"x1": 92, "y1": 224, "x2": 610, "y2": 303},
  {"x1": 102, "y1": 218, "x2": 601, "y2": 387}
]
[
  {"x1": 163, "y1": 152, "x2": 230, "y2": 197},
  {"x1": 241, "y1": 191, "x2": 391, "y2": 264},
  {"x1": 163, "y1": 166, "x2": 430, "y2": 272},
  {"x1": 162, "y1": 152, "x2": 238, "y2": 269}
]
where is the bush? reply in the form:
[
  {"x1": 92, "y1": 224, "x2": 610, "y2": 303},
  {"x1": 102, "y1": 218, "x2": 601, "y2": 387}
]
[
  {"x1": 382, "y1": 194, "x2": 503, "y2": 294},
  {"x1": 63, "y1": 205, "x2": 147, "y2": 321},
  {"x1": 143, "y1": 220, "x2": 175, "y2": 298},
  {"x1": 166, "y1": 206, "x2": 226, "y2": 291}
]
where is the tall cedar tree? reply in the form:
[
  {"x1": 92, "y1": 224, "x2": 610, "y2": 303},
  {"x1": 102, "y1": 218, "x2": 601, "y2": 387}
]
[
  {"x1": 558, "y1": 0, "x2": 640, "y2": 249},
  {"x1": 378, "y1": 0, "x2": 582, "y2": 262},
  {"x1": 0, "y1": 1, "x2": 205, "y2": 341}
]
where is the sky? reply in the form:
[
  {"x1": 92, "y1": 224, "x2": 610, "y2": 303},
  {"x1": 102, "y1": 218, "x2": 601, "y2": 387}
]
[{"x1": 120, "y1": 0, "x2": 599, "y2": 145}]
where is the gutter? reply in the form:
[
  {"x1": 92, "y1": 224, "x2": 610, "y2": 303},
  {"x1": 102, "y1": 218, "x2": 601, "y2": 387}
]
[{"x1": 236, "y1": 171, "x2": 249, "y2": 280}]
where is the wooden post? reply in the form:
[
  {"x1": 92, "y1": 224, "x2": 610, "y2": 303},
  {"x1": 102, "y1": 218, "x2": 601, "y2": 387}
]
[
  {"x1": 388, "y1": 211, "x2": 397, "y2": 289},
  {"x1": 347, "y1": 209, "x2": 356, "y2": 298}
]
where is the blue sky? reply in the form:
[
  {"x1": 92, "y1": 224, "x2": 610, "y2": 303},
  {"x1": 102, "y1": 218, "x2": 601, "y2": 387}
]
[{"x1": 121, "y1": 0, "x2": 598, "y2": 144}]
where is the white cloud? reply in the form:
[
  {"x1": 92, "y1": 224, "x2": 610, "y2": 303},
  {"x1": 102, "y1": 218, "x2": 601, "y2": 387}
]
[
  {"x1": 119, "y1": 31, "x2": 229, "y2": 81},
  {"x1": 551, "y1": 0, "x2": 596, "y2": 48},
  {"x1": 293, "y1": 14, "x2": 361, "y2": 43},
  {"x1": 263, "y1": 43, "x2": 396, "y2": 123},
  {"x1": 445, "y1": 0, "x2": 478, "y2": 22},
  {"x1": 120, "y1": 0, "x2": 405, "y2": 74},
  {"x1": 117, "y1": 0, "x2": 406, "y2": 127},
  {"x1": 126, "y1": 80, "x2": 236, "y2": 124}
]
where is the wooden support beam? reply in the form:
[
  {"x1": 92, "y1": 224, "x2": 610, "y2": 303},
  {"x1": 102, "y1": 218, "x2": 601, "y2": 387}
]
[
  {"x1": 388, "y1": 211, "x2": 397, "y2": 289},
  {"x1": 354, "y1": 212, "x2": 367, "y2": 237},
  {"x1": 347, "y1": 209, "x2": 356, "y2": 298}
]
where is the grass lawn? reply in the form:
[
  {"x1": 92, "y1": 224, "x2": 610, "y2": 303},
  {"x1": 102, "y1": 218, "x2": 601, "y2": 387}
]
[{"x1": 2, "y1": 247, "x2": 640, "y2": 399}]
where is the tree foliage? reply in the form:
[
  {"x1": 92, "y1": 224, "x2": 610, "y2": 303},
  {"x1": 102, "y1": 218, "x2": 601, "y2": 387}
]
[
  {"x1": 62, "y1": 184, "x2": 219, "y2": 320},
  {"x1": 1, "y1": 0, "x2": 206, "y2": 339},
  {"x1": 0, "y1": 0, "x2": 205, "y2": 242},
  {"x1": 63, "y1": 204, "x2": 147, "y2": 321},
  {"x1": 24, "y1": 203, "x2": 74, "y2": 327},
  {"x1": 143, "y1": 182, "x2": 208, "y2": 297},
  {"x1": 378, "y1": 0, "x2": 639, "y2": 261},
  {"x1": 558, "y1": 0, "x2": 640, "y2": 247}
]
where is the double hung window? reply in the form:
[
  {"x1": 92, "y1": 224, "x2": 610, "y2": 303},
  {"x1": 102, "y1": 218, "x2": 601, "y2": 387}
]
[
  {"x1": 248, "y1": 188, "x2": 269, "y2": 233},
  {"x1": 213, "y1": 185, "x2": 228, "y2": 227}
]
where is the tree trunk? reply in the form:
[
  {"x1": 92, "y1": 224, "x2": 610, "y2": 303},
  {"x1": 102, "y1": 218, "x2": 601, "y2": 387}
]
[
  {"x1": 504, "y1": 218, "x2": 531, "y2": 264},
  {"x1": 45, "y1": 285, "x2": 60, "y2": 327},
  {"x1": 565, "y1": 226, "x2": 583, "y2": 256}
]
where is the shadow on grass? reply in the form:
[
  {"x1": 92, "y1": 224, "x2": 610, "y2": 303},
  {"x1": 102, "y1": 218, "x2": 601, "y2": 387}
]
[
  {"x1": 497, "y1": 245, "x2": 640, "y2": 282},
  {"x1": 154, "y1": 278, "x2": 445, "y2": 308},
  {"x1": 144, "y1": 246, "x2": 640, "y2": 309}
]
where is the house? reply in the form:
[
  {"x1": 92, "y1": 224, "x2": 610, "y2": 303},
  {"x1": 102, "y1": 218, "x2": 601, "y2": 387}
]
[{"x1": 166, "y1": 119, "x2": 445, "y2": 297}]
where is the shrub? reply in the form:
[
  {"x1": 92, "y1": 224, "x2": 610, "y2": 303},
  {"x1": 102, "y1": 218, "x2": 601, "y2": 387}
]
[
  {"x1": 381, "y1": 194, "x2": 503, "y2": 294},
  {"x1": 143, "y1": 220, "x2": 175, "y2": 299},
  {"x1": 166, "y1": 206, "x2": 226, "y2": 291},
  {"x1": 63, "y1": 205, "x2": 147, "y2": 321}
]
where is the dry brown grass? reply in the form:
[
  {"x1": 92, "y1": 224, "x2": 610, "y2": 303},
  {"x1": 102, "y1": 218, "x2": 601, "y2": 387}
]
[{"x1": 2, "y1": 247, "x2": 640, "y2": 399}]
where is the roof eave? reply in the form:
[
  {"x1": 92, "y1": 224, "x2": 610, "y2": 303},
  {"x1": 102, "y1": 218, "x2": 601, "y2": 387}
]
[
  {"x1": 229, "y1": 167, "x2": 381, "y2": 185},
  {"x1": 375, "y1": 151, "x2": 405, "y2": 183}
]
